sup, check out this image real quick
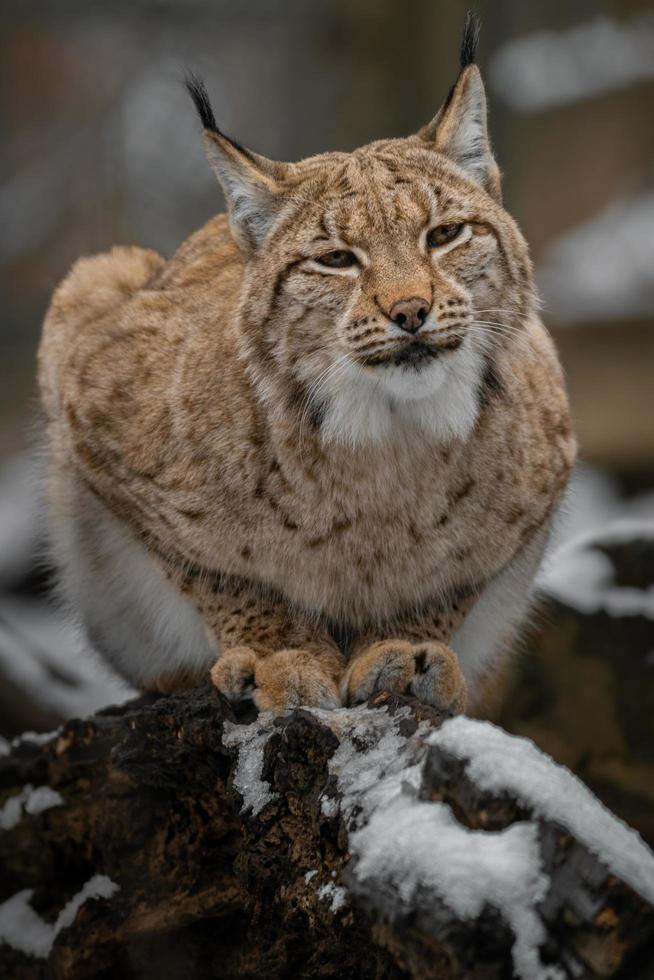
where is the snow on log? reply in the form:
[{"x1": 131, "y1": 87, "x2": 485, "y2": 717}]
[{"x1": 1, "y1": 688, "x2": 653, "y2": 980}]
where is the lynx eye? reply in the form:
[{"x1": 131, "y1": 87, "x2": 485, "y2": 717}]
[
  {"x1": 316, "y1": 249, "x2": 358, "y2": 269},
  {"x1": 427, "y1": 223, "x2": 464, "y2": 248}
]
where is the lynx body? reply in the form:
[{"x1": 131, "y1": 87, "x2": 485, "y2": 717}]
[{"x1": 38, "y1": 21, "x2": 575, "y2": 713}]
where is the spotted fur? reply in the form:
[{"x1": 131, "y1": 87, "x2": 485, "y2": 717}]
[{"x1": 38, "y1": 21, "x2": 575, "y2": 713}]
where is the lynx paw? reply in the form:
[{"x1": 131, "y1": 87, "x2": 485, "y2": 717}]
[
  {"x1": 211, "y1": 647, "x2": 341, "y2": 713},
  {"x1": 210, "y1": 646, "x2": 258, "y2": 701},
  {"x1": 340, "y1": 640, "x2": 467, "y2": 712}
]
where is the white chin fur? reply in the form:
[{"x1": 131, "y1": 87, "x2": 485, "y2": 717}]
[
  {"x1": 320, "y1": 339, "x2": 486, "y2": 448},
  {"x1": 377, "y1": 358, "x2": 450, "y2": 401}
]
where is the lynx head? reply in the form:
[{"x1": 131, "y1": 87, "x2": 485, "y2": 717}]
[{"x1": 187, "y1": 14, "x2": 535, "y2": 447}]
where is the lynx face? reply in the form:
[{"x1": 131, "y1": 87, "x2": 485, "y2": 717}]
[
  {"x1": 273, "y1": 144, "x2": 518, "y2": 420},
  {"x1": 187, "y1": 44, "x2": 534, "y2": 445}
]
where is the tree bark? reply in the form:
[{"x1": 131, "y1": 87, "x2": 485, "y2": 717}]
[{"x1": 1, "y1": 688, "x2": 653, "y2": 980}]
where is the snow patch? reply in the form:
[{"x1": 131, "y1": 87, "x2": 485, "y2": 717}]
[
  {"x1": 323, "y1": 705, "x2": 560, "y2": 980},
  {"x1": 13, "y1": 730, "x2": 60, "y2": 749},
  {"x1": 320, "y1": 795, "x2": 339, "y2": 818},
  {"x1": 223, "y1": 715, "x2": 276, "y2": 816},
  {"x1": 540, "y1": 535, "x2": 654, "y2": 618},
  {"x1": 317, "y1": 881, "x2": 348, "y2": 913},
  {"x1": 0, "y1": 874, "x2": 119, "y2": 958},
  {"x1": 304, "y1": 869, "x2": 318, "y2": 883},
  {"x1": 430, "y1": 717, "x2": 654, "y2": 906},
  {"x1": 0, "y1": 785, "x2": 63, "y2": 831},
  {"x1": 0, "y1": 891, "x2": 52, "y2": 959},
  {"x1": 539, "y1": 465, "x2": 654, "y2": 617},
  {"x1": 321, "y1": 704, "x2": 428, "y2": 826},
  {"x1": 24, "y1": 786, "x2": 63, "y2": 817},
  {"x1": 0, "y1": 731, "x2": 60, "y2": 761},
  {"x1": 55, "y1": 875, "x2": 119, "y2": 934},
  {"x1": 353, "y1": 800, "x2": 559, "y2": 980}
]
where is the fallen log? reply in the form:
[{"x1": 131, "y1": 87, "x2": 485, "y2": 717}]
[{"x1": 1, "y1": 688, "x2": 653, "y2": 980}]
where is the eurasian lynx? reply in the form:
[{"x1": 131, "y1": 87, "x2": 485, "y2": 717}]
[{"x1": 38, "y1": 17, "x2": 575, "y2": 714}]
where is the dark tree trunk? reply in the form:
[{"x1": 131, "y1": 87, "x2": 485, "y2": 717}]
[{"x1": 1, "y1": 689, "x2": 653, "y2": 980}]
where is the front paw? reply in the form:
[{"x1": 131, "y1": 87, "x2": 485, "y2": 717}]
[
  {"x1": 211, "y1": 647, "x2": 341, "y2": 713},
  {"x1": 340, "y1": 640, "x2": 467, "y2": 713},
  {"x1": 210, "y1": 646, "x2": 258, "y2": 702}
]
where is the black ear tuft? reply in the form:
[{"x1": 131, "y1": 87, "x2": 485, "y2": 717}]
[
  {"x1": 185, "y1": 72, "x2": 218, "y2": 133},
  {"x1": 459, "y1": 11, "x2": 481, "y2": 69}
]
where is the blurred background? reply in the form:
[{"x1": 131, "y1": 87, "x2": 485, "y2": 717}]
[{"x1": 0, "y1": 2, "x2": 653, "y2": 836}]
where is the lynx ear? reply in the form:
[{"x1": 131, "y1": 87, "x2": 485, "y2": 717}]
[
  {"x1": 419, "y1": 14, "x2": 501, "y2": 200},
  {"x1": 185, "y1": 75, "x2": 286, "y2": 251}
]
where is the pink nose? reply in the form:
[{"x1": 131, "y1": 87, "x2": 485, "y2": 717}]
[{"x1": 389, "y1": 297, "x2": 431, "y2": 334}]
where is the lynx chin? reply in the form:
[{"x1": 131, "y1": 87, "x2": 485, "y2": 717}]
[{"x1": 38, "y1": 16, "x2": 575, "y2": 715}]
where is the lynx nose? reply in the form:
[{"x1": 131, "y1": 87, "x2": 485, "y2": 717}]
[{"x1": 389, "y1": 297, "x2": 431, "y2": 334}]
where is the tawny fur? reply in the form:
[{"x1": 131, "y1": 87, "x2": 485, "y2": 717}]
[{"x1": 37, "y1": 43, "x2": 575, "y2": 714}]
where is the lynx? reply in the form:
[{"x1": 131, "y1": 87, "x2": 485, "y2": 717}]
[{"x1": 38, "y1": 17, "x2": 575, "y2": 714}]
